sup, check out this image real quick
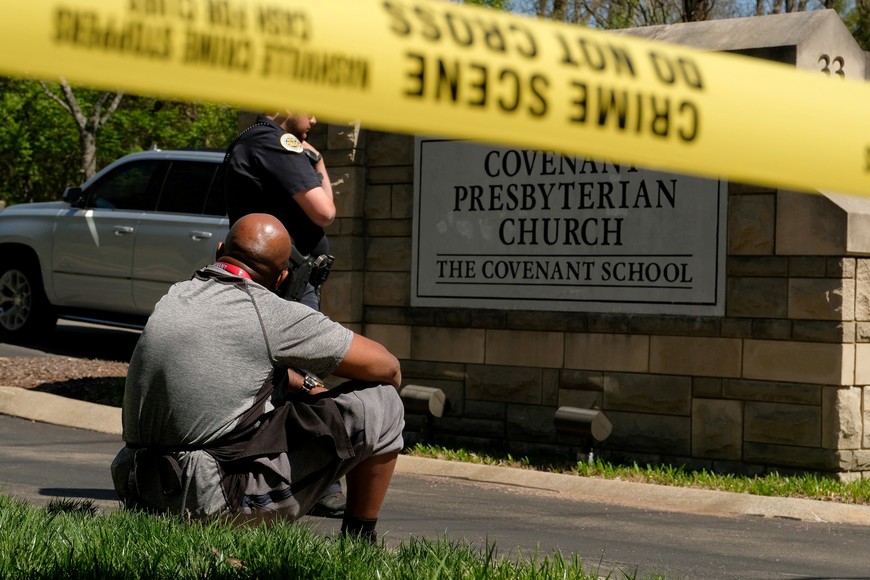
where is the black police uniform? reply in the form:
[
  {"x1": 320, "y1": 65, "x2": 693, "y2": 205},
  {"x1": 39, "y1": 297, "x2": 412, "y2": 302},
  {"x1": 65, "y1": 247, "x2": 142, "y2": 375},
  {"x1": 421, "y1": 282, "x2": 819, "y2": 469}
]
[{"x1": 223, "y1": 115, "x2": 329, "y2": 259}]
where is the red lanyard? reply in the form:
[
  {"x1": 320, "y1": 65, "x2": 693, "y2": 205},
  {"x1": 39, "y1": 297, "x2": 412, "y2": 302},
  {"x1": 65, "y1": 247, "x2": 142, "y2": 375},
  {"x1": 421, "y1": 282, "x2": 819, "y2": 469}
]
[{"x1": 212, "y1": 261, "x2": 252, "y2": 280}]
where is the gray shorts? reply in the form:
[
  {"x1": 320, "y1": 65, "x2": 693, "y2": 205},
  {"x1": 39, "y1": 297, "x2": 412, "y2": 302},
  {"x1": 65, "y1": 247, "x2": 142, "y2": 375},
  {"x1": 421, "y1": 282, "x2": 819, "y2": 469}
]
[
  {"x1": 237, "y1": 382, "x2": 405, "y2": 520},
  {"x1": 111, "y1": 382, "x2": 405, "y2": 521}
]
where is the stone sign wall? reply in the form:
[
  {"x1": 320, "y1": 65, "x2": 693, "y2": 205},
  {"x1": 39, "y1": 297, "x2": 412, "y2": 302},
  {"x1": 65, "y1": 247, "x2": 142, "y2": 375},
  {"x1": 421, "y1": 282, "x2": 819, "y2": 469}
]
[{"x1": 313, "y1": 10, "x2": 870, "y2": 478}]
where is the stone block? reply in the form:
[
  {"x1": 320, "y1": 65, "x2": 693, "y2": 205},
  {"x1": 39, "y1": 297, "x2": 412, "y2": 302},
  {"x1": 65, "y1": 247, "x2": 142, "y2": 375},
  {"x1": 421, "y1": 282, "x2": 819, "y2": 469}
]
[
  {"x1": 751, "y1": 319, "x2": 791, "y2": 340},
  {"x1": 776, "y1": 190, "x2": 846, "y2": 256},
  {"x1": 506, "y1": 311, "x2": 570, "y2": 331},
  {"x1": 332, "y1": 167, "x2": 365, "y2": 217},
  {"x1": 603, "y1": 411, "x2": 690, "y2": 455},
  {"x1": 400, "y1": 360, "x2": 467, "y2": 381},
  {"x1": 463, "y1": 400, "x2": 506, "y2": 420},
  {"x1": 827, "y1": 258, "x2": 856, "y2": 279},
  {"x1": 743, "y1": 340, "x2": 854, "y2": 385},
  {"x1": 564, "y1": 333, "x2": 649, "y2": 373},
  {"x1": 650, "y1": 336, "x2": 742, "y2": 378},
  {"x1": 364, "y1": 324, "x2": 411, "y2": 360},
  {"x1": 858, "y1": 323, "x2": 870, "y2": 343},
  {"x1": 855, "y1": 260, "x2": 870, "y2": 321},
  {"x1": 788, "y1": 278, "x2": 854, "y2": 321},
  {"x1": 859, "y1": 344, "x2": 870, "y2": 385},
  {"x1": 822, "y1": 387, "x2": 862, "y2": 450},
  {"x1": 726, "y1": 256, "x2": 788, "y2": 277},
  {"x1": 744, "y1": 402, "x2": 820, "y2": 447},
  {"x1": 436, "y1": 416, "x2": 504, "y2": 438},
  {"x1": 364, "y1": 306, "x2": 414, "y2": 326},
  {"x1": 368, "y1": 165, "x2": 414, "y2": 184},
  {"x1": 366, "y1": 219, "x2": 412, "y2": 237},
  {"x1": 392, "y1": 183, "x2": 413, "y2": 219},
  {"x1": 863, "y1": 389, "x2": 870, "y2": 448},
  {"x1": 507, "y1": 404, "x2": 559, "y2": 441},
  {"x1": 327, "y1": 122, "x2": 362, "y2": 151},
  {"x1": 559, "y1": 370, "x2": 606, "y2": 391},
  {"x1": 693, "y1": 378, "x2": 722, "y2": 397},
  {"x1": 364, "y1": 272, "x2": 410, "y2": 307},
  {"x1": 792, "y1": 321, "x2": 854, "y2": 344},
  {"x1": 364, "y1": 185, "x2": 392, "y2": 219},
  {"x1": 412, "y1": 326, "x2": 485, "y2": 364},
  {"x1": 743, "y1": 443, "x2": 847, "y2": 471},
  {"x1": 434, "y1": 309, "x2": 473, "y2": 328},
  {"x1": 727, "y1": 193, "x2": 774, "y2": 255},
  {"x1": 485, "y1": 329, "x2": 564, "y2": 368},
  {"x1": 366, "y1": 132, "x2": 414, "y2": 166},
  {"x1": 321, "y1": 271, "x2": 363, "y2": 323},
  {"x1": 722, "y1": 379, "x2": 820, "y2": 405},
  {"x1": 558, "y1": 389, "x2": 603, "y2": 409},
  {"x1": 543, "y1": 369, "x2": 559, "y2": 406},
  {"x1": 788, "y1": 257, "x2": 827, "y2": 278},
  {"x1": 328, "y1": 235, "x2": 365, "y2": 270},
  {"x1": 366, "y1": 237, "x2": 411, "y2": 272},
  {"x1": 466, "y1": 364, "x2": 542, "y2": 404},
  {"x1": 720, "y1": 318, "x2": 753, "y2": 338},
  {"x1": 692, "y1": 399, "x2": 742, "y2": 460},
  {"x1": 628, "y1": 316, "x2": 720, "y2": 336},
  {"x1": 726, "y1": 278, "x2": 788, "y2": 318},
  {"x1": 603, "y1": 373, "x2": 691, "y2": 415},
  {"x1": 586, "y1": 313, "x2": 631, "y2": 333}
]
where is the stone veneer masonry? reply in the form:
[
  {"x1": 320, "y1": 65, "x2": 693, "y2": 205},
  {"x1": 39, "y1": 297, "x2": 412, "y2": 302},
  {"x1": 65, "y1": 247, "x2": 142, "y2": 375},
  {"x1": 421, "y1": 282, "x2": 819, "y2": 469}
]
[{"x1": 305, "y1": 10, "x2": 870, "y2": 478}]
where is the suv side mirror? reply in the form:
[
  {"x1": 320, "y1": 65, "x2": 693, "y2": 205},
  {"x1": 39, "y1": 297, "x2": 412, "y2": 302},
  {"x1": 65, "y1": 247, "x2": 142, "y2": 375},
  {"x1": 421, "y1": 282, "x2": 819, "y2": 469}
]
[{"x1": 62, "y1": 186, "x2": 84, "y2": 207}]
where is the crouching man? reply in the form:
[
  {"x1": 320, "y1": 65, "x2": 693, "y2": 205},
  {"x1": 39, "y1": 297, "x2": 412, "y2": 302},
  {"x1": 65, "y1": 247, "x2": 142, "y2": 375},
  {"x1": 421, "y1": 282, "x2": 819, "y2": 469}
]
[{"x1": 111, "y1": 213, "x2": 404, "y2": 543}]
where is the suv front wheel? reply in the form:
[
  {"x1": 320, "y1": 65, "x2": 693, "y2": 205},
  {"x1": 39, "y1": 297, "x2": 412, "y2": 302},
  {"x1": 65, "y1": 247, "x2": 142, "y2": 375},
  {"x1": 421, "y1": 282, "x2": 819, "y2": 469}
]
[{"x1": 0, "y1": 258, "x2": 57, "y2": 340}]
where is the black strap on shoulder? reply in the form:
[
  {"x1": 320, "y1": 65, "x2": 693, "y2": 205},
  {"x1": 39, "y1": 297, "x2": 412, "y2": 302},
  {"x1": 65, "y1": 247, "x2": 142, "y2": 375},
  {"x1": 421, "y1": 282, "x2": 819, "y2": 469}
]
[{"x1": 222, "y1": 121, "x2": 274, "y2": 164}]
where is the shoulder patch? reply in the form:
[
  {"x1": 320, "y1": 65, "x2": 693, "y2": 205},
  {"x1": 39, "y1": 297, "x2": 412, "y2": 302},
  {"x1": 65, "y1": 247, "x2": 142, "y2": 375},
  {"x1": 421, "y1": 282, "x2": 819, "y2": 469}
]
[{"x1": 279, "y1": 133, "x2": 304, "y2": 153}]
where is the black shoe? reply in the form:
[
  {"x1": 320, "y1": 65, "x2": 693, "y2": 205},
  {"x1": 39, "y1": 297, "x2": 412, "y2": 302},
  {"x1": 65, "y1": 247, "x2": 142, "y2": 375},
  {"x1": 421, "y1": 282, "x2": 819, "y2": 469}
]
[{"x1": 307, "y1": 491, "x2": 346, "y2": 518}]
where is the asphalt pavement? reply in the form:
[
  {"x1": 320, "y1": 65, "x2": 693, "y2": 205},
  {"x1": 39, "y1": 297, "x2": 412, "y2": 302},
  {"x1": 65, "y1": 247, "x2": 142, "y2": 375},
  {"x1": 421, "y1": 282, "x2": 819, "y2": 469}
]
[{"x1": 3, "y1": 387, "x2": 870, "y2": 579}]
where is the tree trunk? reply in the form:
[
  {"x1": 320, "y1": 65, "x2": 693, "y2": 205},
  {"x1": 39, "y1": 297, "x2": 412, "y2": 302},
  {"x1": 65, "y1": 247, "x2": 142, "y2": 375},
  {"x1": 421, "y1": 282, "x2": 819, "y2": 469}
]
[{"x1": 80, "y1": 132, "x2": 97, "y2": 181}]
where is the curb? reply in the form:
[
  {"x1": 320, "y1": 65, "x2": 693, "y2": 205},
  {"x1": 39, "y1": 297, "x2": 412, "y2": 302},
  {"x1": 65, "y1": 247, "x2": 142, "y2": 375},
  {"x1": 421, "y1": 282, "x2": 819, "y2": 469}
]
[
  {"x1": 0, "y1": 387, "x2": 121, "y2": 436},
  {"x1": 4, "y1": 386, "x2": 870, "y2": 527}
]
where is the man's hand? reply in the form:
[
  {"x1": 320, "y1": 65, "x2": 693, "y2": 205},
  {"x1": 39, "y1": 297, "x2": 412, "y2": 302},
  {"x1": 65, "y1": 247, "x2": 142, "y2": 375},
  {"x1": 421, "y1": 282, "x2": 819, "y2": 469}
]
[{"x1": 287, "y1": 368, "x2": 328, "y2": 395}]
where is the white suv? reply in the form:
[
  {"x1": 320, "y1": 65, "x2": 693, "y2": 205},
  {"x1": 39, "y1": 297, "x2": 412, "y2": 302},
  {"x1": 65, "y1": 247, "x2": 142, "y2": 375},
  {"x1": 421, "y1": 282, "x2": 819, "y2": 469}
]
[{"x1": 0, "y1": 149, "x2": 228, "y2": 339}]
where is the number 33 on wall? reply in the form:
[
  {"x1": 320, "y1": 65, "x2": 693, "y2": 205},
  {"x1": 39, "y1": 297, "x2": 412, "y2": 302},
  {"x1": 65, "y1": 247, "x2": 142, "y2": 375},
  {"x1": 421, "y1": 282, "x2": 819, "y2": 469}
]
[{"x1": 819, "y1": 54, "x2": 845, "y2": 77}]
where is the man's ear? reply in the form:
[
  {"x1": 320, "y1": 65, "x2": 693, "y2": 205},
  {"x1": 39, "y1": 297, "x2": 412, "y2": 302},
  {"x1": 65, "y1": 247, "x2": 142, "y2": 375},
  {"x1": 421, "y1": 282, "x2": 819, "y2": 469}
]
[
  {"x1": 215, "y1": 242, "x2": 224, "y2": 261},
  {"x1": 274, "y1": 269, "x2": 289, "y2": 291}
]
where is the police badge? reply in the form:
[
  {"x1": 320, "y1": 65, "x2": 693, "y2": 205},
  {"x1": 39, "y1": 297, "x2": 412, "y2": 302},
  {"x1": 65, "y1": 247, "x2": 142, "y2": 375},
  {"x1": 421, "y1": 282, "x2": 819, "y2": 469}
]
[{"x1": 279, "y1": 133, "x2": 304, "y2": 153}]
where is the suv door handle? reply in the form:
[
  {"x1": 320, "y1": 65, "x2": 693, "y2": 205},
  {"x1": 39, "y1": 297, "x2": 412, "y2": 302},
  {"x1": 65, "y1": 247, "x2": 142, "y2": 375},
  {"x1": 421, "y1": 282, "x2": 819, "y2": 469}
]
[
  {"x1": 190, "y1": 230, "x2": 213, "y2": 241},
  {"x1": 113, "y1": 226, "x2": 134, "y2": 235}
]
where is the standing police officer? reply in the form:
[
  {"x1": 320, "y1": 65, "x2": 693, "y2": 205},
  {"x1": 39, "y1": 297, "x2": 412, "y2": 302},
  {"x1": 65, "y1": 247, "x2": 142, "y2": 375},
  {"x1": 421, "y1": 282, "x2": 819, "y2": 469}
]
[{"x1": 223, "y1": 110, "x2": 335, "y2": 310}]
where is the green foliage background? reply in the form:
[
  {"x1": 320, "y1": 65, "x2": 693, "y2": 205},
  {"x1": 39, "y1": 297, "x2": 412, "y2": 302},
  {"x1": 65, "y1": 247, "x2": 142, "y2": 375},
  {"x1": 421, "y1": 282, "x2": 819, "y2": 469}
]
[{"x1": 0, "y1": 78, "x2": 239, "y2": 206}]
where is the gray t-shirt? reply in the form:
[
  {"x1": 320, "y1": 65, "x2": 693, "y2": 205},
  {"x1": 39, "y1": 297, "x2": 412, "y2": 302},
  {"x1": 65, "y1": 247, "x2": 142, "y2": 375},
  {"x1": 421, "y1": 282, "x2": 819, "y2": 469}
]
[{"x1": 121, "y1": 266, "x2": 354, "y2": 447}]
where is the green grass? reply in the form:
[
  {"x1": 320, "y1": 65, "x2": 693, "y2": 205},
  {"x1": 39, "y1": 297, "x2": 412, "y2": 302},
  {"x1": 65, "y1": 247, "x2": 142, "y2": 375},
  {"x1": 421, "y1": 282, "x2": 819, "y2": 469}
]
[
  {"x1": 405, "y1": 443, "x2": 870, "y2": 505},
  {"x1": 0, "y1": 495, "x2": 640, "y2": 579}
]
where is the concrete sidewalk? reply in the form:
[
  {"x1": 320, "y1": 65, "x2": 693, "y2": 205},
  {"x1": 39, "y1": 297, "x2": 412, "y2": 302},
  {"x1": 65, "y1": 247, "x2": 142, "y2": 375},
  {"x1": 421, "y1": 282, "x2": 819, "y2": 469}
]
[{"x1": 4, "y1": 385, "x2": 870, "y2": 527}]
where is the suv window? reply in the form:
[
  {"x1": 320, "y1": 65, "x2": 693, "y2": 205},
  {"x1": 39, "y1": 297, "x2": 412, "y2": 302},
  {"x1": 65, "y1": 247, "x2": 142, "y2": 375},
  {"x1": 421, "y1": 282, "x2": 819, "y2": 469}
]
[
  {"x1": 85, "y1": 160, "x2": 164, "y2": 211},
  {"x1": 156, "y1": 160, "x2": 220, "y2": 215}
]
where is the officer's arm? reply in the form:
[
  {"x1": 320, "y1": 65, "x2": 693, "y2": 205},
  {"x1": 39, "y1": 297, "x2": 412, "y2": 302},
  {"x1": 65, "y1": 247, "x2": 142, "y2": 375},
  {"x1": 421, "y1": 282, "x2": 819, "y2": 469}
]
[
  {"x1": 294, "y1": 185, "x2": 335, "y2": 227},
  {"x1": 295, "y1": 142, "x2": 335, "y2": 227},
  {"x1": 332, "y1": 334, "x2": 402, "y2": 389}
]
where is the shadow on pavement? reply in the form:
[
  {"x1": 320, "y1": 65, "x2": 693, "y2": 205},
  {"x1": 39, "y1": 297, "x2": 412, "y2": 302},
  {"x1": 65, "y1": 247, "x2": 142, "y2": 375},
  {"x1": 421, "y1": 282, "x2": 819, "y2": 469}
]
[{"x1": 39, "y1": 488, "x2": 120, "y2": 502}]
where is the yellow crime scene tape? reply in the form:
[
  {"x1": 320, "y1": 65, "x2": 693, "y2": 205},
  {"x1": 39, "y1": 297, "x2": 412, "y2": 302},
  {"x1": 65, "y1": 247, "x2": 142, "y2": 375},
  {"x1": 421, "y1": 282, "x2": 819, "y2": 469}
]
[{"x1": 0, "y1": 0, "x2": 868, "y2": 196}]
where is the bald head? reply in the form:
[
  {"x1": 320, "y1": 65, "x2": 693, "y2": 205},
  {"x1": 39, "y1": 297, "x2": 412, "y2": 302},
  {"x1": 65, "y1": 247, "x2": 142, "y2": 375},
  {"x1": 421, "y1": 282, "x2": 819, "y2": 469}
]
[{"x1": 220, "y1": 213, "x2": 292, "y2": 288}]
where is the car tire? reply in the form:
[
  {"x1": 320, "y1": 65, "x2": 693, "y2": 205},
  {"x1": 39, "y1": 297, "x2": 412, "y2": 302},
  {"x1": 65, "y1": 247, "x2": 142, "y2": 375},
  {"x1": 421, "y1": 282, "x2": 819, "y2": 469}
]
[{"x1": 0, "y1": 258, "x2": 57, "y2": 340}]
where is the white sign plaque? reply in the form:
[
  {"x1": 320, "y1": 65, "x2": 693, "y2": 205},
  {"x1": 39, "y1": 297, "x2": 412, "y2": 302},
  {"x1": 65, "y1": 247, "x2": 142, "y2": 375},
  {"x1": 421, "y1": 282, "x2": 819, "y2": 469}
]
[{"x1": 412, "y1": 139, "x2": 726, "y2": 315}]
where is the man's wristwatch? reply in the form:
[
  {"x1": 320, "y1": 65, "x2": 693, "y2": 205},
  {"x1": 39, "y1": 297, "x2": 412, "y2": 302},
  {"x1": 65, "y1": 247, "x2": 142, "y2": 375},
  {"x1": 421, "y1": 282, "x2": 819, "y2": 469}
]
[{"x1": 300, "y1": 372, "x2": 325, "y2": 394}]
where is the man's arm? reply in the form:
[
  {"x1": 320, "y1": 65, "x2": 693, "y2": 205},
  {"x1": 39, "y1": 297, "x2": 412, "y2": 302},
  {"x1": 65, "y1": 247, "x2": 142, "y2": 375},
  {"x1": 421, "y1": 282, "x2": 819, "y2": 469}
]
[{"x1": 332, "y1": 334, "x2": 402, "y2": 389}]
